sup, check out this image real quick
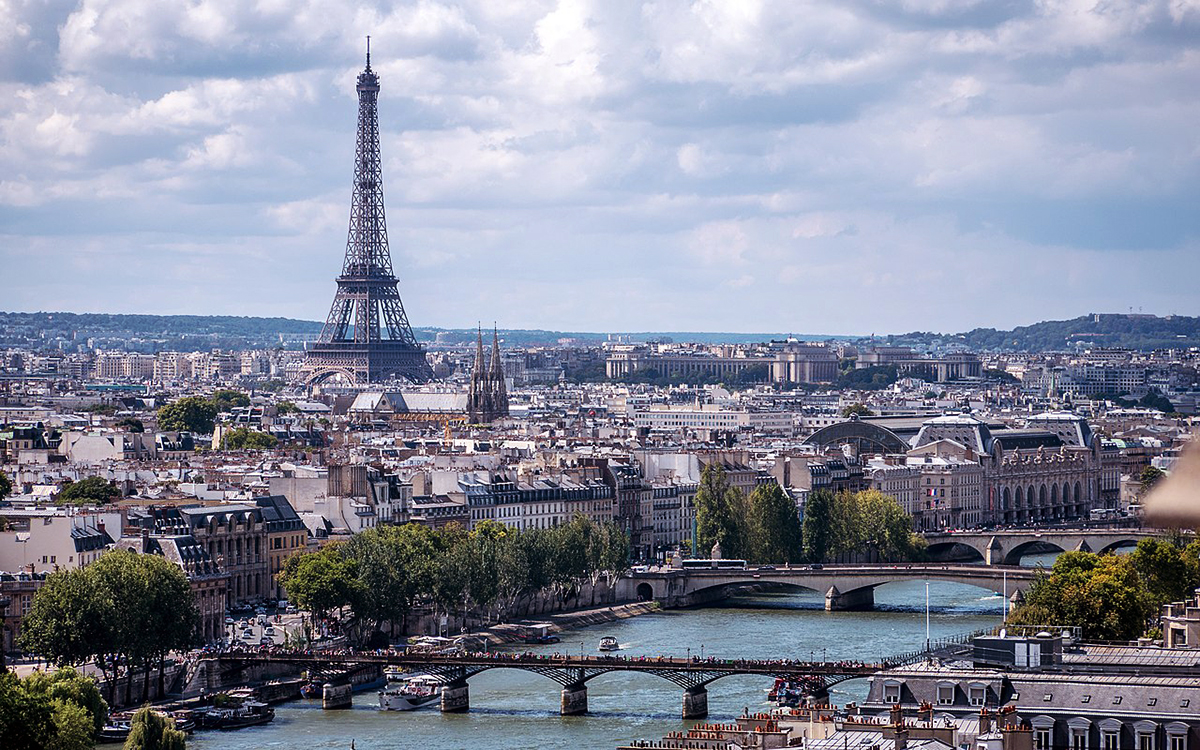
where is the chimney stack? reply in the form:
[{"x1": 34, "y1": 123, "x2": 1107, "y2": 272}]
[{"x1": 979, "y1": 708, "x2": 992, "y2": 734}]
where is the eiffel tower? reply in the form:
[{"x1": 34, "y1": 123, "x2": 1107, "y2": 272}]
[{"x1": 303, "y1": 42, "x2": 434, "y2": 386}]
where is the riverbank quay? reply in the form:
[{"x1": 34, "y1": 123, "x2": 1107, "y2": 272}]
[{"x1": 471, "y1": 600, "x2": 662, "y2": 646}]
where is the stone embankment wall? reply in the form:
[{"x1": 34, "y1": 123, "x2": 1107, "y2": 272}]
[{"x1": 407, "y1": 577, "x2": 627, "y2": 637}]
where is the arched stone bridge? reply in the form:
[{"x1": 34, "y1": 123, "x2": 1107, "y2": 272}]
[
  {"x1": 618, "y1": 564, "x2": 1036, "y2": 611},
  {"x1": 922, "y1": 528, "x2": 1168, "y2": 566}
]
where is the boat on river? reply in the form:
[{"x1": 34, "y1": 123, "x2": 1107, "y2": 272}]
[
  {"x1": 98, "y1": 709, "x2": 195, "y2": 741},
  {"x1": 518, "y1": 623, "x2": 560, "y2": 644},
  {"x1": 197, "y1": 700, "x2": 275, "y2": 730},
  {"x1": 598, "y1": 636, "x2": 620, "y2": 652},
  {"x1": 378, "y1": 676, "x2": 443, "y2": 711}
]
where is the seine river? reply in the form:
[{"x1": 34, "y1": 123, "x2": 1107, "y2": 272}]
[{"x1": 185, "y1": 578, "x2": 1016, "y2": 750}]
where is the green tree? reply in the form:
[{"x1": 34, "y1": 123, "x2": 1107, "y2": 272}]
[
  {"x1": 57, "y1": 476, "x2": 120, "y2": 505},
  {"x1": 279, "y1": 543, "x2": 361, "y2": 623},
  {"x1": 23, "y1": 667, "x2": 108, "y2": 736},
  {"x1": 853, "y1": 490, "x2": 925, "y2": 561},
  {"x1": 0, "y1": 671, "x2": 54, "y2": 749},
  {"x1": 0, "y1": 469, "x2": 11, "y2": 500},
  {"x1": 156, "y1": 397, "x2": 217, "y2": 434},
  {"x1": 47, "y1": 699, "x2": 94, "y2": 750},
  {"x1": 1008, "y1": 551, "x2": 1153, "y2": 641},
  {"x1": 0, "y1": 667, "x2": 107, "y2": 750},
  {"x1": 18, "y1": 570, "x2": 106, "y2": 668},
  {"x1": 220, "y1": 427, "x2": 278, "y2": 450},
  {"x1": 801, "y1": 489, "x2": 836, "y2": 563},
  {"x1": 210, "y1": 389, "x2": 249, "y2": 413},
  {"x1": 21, "y1": 551, "x2": 198, "y2": 705},
  {"x1": 840, "y1": 403, "x2": 875, "y2": 417},
  {"x1": 1137, "y1": 465, "x2": 1166, "y2": 497},
  {"x1": 694, "y1": 465, "x2": 749, "y2": 560},
  {"x1": 124, "y1": 706, "x2": 186, "y2": 750},
  {"x1": 747, "y1": 483, "x2": 802, "y2": 563},
  {"x1": 275, "y1": 401, "x2": 301, "y2": 415},
  {"x1": 115, "y1": 417, "x2": 145, "y2": 433},
  {"x1": 1129, "y1": 539, "x2": 1200, "y2": 610}
]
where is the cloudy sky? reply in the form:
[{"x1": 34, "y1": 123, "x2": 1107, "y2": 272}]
[{"x1": 2, "y1": 0, "x2": 1198, "y2": 335}]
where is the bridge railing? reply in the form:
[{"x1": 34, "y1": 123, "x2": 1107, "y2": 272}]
[{"x1": 881, "y1": 626, "x2": 1000, "y2": 667}]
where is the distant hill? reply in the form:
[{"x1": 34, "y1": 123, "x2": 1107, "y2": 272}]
[
  {"x1": 3, "y1": 310, "x2": 1196, "y2": 352},
  {"x1": 888, "y1": 314, "x2": 1200, "y2": 352},
  {"x1": 0, "y1": 311, "x2": 829, "y2": 351}
]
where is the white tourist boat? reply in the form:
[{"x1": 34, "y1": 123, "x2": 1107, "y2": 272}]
[
  {"x1": 598, "y1": 636, "x2": 620, "y2": 652},
  {"x1": 378, "y1": 676, "x2": 443, "y2": 711}
]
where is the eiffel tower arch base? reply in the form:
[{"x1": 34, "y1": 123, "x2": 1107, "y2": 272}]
[{"x1": 303, "y1": 343, "x2": 433, "y2": 386}]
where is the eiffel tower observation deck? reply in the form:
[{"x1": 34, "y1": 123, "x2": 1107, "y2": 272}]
[{"x1": 303, "y1": 42, "x2": 434, "y2": 386}]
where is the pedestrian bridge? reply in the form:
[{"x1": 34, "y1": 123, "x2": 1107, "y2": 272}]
[
  {"x1": 922, "y1": 528, "x2": 1165, "y2": 566},
  {"x1": 202, "y1": 646, "x2": 926, "y2": 719},
  {"x1": 619, "y1": 564, "x2": 1036, "y2": 611}
]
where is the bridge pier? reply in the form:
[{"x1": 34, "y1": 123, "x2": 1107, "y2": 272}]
[
  {"x1": 440, "y1": 681, "x2": 470, "y2": 713},
  {"x1": 985, "y1": 536, "x2": 1004, "y2": 566},
  {"x1": 560, "y1": 683, "x2": 588, "y2": 715},
  {"x1": 682, "y1": 687, "x2": 708, "y2": 720},
  {"x1": 825, "y1": 585, "x2": 874, "y2": 611},
  {"x1": 322, "y1": 682, "x2": 352, "y2": 710}
]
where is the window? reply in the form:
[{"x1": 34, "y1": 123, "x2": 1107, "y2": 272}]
[
  {"x1": 1182, "y1": 700, "x2": 1190, "y2": 708},
  {"x1": 1139, "y1": 734, "x2": 1156, "y2": 750},
  {"x1": 969, "y1": 685, "x2": 986, "y2": 707},
  {"x1": 937, "y1": 684, "x2": 954, "y2": 705},
  {"x1": 883, "y1": 683, "x2": 901, "y2": 704},
  {"x1": 1113, "y1": 696, "x2": 1123, "y2": 705},
  {"x1": 1082, "y1": 695, "x2": 1091, "y2": 704},
  {"x1": 1169, "y1": 737, "x2": 1184, "y2": 750},
  {"x1": 1044, "y1": 693, "x2": 1053, "y2": 701},
  {"x1": 1037, "y1": 729, "x2": 1052, "y2": 750},
  {"x1": 1072, "y1": 730, "x2": 1088, "y2": 750},
  {"x1": 1148, "y1": 698, "x2": 1157, "y2": 706},
  {"x1": 1103, "y1": 732, "x2": 1119, "y2": 750}
]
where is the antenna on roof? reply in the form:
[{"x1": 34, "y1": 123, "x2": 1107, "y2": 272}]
[{"x1": 365, "y1": 35, "x2": 371, "y2": 70}]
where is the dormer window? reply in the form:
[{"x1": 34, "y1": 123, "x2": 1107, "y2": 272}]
[
  {"x1": 883, "y1": 681, "x2": 902, "y2": 704},
  {"x1": 937, "y1": 683, "x2": 954, "y2": 705}
]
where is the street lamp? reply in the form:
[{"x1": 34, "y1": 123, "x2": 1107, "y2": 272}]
[{"x1": 925, "y1": 581, "x2": 931, "y2": 654}]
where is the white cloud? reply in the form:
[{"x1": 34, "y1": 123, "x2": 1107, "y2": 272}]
[{"x1": 0, "y1": 0, "x2": 1196, "y2": 332}]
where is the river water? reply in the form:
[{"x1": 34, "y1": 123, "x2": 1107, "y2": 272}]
[{"x1": 187, "y1": 579, "x2": 1011, "y2": 750}]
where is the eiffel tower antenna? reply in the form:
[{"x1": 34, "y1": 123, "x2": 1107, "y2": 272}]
[{"x1": 303, "y1": 44, "x2": 434, "y2": 386}]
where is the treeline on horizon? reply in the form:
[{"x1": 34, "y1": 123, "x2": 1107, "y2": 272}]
[
  {"x1": 4, "y1": 310, "x2": 1199, "y2": 352},
  {"x1": 893, "y1": 313, "x2": 1200, "y2": 352}
]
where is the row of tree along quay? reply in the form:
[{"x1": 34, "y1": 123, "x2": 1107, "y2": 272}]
[
  {"x1": 18, "y1": 550, "x2": 199, "y2": 707},
  {"x1": 693, "y1": 464, "x2": 926, "y2": 564},
  {"x1": 279, "y1": 516, "x2": 631, "y2": 646},
  {"x1": 1007, "y1": 536, "x2": 1200, "y2": 642}
]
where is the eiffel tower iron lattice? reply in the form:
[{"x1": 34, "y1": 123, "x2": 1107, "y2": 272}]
[{"x1": 303, "y1": 44, "x2": 434, "y2": 386}]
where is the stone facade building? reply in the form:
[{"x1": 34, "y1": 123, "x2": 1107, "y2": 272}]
[
  {"x1": 912, "y1": 413, "x2": 1100, "y2": 526},
  {"x1": 129, "y1": 504, "x2": 270, "y2": 606}
]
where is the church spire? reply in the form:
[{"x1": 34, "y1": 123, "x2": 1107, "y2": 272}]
[
  {"x1": 489, "y1": 325, "x2": 503, "y2": 378},
  {"x1": 472, "y1": 324, "x2": 485, "y2": 378}
]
